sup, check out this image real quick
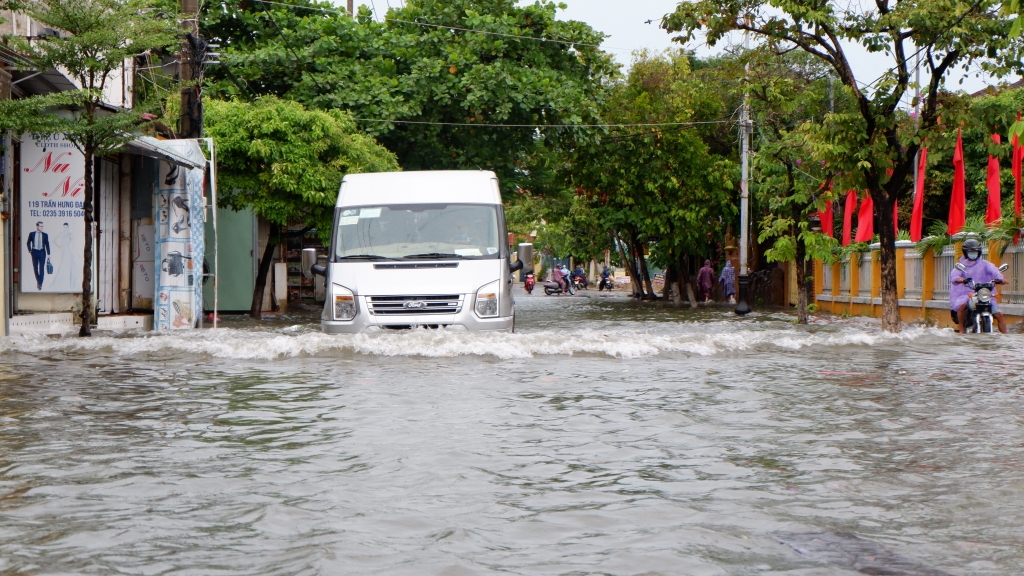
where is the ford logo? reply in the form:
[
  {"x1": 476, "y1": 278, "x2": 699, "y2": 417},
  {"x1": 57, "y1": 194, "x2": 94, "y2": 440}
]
[{"x1": 404, "y1": 300, "x2": 427, "y2": 309}]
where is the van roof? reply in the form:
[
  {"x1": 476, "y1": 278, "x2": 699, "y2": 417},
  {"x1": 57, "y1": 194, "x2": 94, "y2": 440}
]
[{"x1": 338, "y1": 170, "x2": 501, "y2": 207}]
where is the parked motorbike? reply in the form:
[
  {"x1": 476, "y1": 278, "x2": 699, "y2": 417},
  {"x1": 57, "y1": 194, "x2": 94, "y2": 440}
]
[
  {"x1": 543, "y1": 276, "x2": 575, "y2": 296},
  {"x1": 954, "y1": 262, "x2": 1008, "y2": 333},
  {"x1": 524, "y1": 272, "x2": 536, "y2": 294}
]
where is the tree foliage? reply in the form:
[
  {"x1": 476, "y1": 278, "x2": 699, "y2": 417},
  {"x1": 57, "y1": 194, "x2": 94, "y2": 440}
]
[
  {"x1": 665, "y1": 0, "x2": 1023, "y2": 331},
  {"x1": 203, "y1": 96, "x2": 399, "y2": 241},
  {"x1": 565, "y1": 51, "x2": 736, "y2": 300},
  {"x1": 196, "y1": 0, "x2": 617, "y2": 197}
]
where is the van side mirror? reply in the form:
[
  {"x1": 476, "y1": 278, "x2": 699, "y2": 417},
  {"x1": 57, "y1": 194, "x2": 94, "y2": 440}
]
[
  {"x1": 509, "y1": 259, "x2": 524, "y2": 273},
  {"x1": 302, "y1": 248, "x2": 326, "y2": 278},
  {"x1": 998, "y1": 263, "x2": 1009, "y2": 272},
  {"x1": 954, "y1": 263, "x2": 967, "y2": 272}
]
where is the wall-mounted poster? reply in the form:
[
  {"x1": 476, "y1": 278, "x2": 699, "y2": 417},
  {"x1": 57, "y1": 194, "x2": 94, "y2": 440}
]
[
  {"x1": 153, "y1": 141, "x2": 206, "y2": 330},
  {"x1": 19, "y1": 134, "x2": 85, "y2": 293}
]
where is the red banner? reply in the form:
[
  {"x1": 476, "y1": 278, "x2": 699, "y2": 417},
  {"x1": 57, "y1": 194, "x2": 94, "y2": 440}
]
[
  {"x1": 948, "y1": 129, "x2": 966, "y2": 235},
  {"x1": 911, "y1": 147, "x2": 927, "y2": 242},
  {"x1": 986, "y1": 133, "x2": 1002, "y2": 225},
  {"x1": 843, "y1": 190, "x2": 857, "y2": 246}
]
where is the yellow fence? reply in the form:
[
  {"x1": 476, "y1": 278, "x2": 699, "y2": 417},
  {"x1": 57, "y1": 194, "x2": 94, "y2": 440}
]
[{"x1": 814, "y1": 240, "x2": 1024, "y2": 328}]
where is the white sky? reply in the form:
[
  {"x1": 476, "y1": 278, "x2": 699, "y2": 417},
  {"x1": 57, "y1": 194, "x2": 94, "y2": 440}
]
[{"x1": 340, "y1": 0, "x2": 1015, "y2": 99}]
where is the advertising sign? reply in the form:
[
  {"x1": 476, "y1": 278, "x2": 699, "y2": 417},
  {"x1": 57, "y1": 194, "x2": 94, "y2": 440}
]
[
  {"x1": 153, "y1": 141, "x2": 206, "y2": 330},
  {"x1": 19, "y1": 134, "x2": 85, "y2": 293}
]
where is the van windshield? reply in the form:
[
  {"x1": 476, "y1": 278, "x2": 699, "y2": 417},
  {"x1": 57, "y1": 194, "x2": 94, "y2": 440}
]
[{"x1": 334, "y1": 204, "x2": 501, "y2": 260}]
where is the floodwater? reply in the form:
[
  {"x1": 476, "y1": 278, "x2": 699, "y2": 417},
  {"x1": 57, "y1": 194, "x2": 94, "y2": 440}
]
[{"x1": 1, "y1": 290, "x2": 1022, "y2": 575}]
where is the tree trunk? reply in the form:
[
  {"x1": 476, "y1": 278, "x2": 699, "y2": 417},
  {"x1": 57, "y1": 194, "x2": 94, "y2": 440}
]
[
  {"x1": 78, "y1": 151, "x2": 95, "y2": 337},
  {"x1": 664, "y1": 267, "x2": 682, "y2": 305},
  {"x1": 250, "y1": 224, "x2": 279, "y2": 319},
  {"x1": 637, "y1": 241, "x2": 655, "y2": 299},
  {"x1": 678, "y1": 254, "x2": 698, "y2": 308},
  {"x1": 615, "y1": 231, "x2": 644, "y2": 298},
  {"x1": 872, "y1": 189, "x2": 901, "y2": 333},
  {"x1": 795, "y1": 239, "x2": 809, "y2": 324}
]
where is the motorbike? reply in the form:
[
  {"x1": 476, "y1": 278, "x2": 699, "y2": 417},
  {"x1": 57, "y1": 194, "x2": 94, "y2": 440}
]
[
  {"x1": 524, "y1": 272, "x2": 535, "y2": 294},
  {"x1": 543, "y1": 275, "x2": 575, "y2": 296},
  {"x1": 571, "y1": 274, "x2": 587, "y2": 291},
  {"x1": 954, "y1": 262, "x2": 1009, "y2": 333}
]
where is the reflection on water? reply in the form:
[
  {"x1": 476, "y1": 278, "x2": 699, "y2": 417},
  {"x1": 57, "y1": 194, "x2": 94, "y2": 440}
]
[{"x1": 1, "y1": 295, "x2": 1023, "y2": 574}]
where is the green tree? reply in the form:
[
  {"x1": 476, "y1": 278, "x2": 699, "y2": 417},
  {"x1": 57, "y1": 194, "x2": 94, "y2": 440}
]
[
  {"x1": 665, "y1": 0, "x2": 1023, "y2": 332},
  {"x1": 567, "y1": 51, "x2": 736, "y2": 302},
  {"x1": 0, "y1": 0, "x2": 180, "y2": 336},
  {"x1": 200, "y1": 96, "x2": 398, "y2": 318},
  {"x1": 745, "y1": 50, "x2": 843, "y2": 323},
  {"x1": 198, "y1": 0, "x2": 617, "y2": 198}
]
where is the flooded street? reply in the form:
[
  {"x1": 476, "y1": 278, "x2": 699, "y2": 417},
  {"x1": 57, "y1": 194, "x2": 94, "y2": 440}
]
[{"x1": 1, "y1": 291, "x2": 1023, "y2": 575}]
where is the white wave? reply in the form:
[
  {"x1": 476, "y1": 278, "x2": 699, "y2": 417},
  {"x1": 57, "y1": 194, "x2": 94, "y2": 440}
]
[{"x1": 0, "y1": 322, "x2": 947, "y2": 361}]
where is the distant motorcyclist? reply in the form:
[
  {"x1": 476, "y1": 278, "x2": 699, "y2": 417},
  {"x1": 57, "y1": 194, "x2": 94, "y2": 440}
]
[
  {"x1": 572, "y1": 265, "x2": 589, "y2": 289},
  {"x1": 950, "y1": 238, "x2": 1007, "y2": 334},
  {"x1": 599, "y1": 265, "x2": 613, "y2": 291},
  {"x1": 552, "y1": 265, "x2": 568, "y2": 293}
]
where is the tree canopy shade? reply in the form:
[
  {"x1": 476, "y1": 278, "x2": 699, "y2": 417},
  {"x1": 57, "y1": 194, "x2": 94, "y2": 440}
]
[
  {"x1": 665, "y1": 0, "x2": 1023, "y2": 332},
  {"x1": 565, "y1": 51, "x2": 736, "y2": 302},
  {"x1": 0, "y1": 0, "x2": 181, "y2": 336},
  {"x1": 201, "y1": 96, "x2": 398, "y2": 317},
  {"x1": 745, "y1": 51, "x2": 842, "y2": 323},
  {"x1": 198, "y1": 0, "x2": 618, "y2": 197}
]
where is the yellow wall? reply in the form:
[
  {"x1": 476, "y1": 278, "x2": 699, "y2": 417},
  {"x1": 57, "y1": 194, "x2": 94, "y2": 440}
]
[{"x1": 814, "y1": 244, "x2": 1023, "y2": 328}]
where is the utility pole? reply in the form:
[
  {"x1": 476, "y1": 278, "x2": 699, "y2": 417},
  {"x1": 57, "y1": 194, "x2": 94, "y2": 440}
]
[
  {"x1": 180, "y1": 0, "x2": 202, "y2": 138},
  {"x1": 348, "y1": 0, "x2": 354, "y2": 17},
  {"x1": 735, "y1": 25, "x2": 752, "y2": 315}
]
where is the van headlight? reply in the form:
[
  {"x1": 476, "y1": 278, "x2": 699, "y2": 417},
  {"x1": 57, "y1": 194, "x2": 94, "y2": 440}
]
[
  {"x1": 475, "y1": 281, "x2": 499, "y2": 318},
  {"x1": 333, "y1": 284, "x2": 357, "y2": 321}
]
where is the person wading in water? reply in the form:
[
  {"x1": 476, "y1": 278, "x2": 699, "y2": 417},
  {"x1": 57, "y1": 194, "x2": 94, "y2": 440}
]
[{"x1": 697, "y1": 259, "x2": 716, "y2": 303}]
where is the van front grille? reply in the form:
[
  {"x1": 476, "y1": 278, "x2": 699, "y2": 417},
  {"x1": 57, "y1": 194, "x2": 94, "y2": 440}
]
[{"x1": 368, "y1": 295, "x2": 462, "y2": 315}]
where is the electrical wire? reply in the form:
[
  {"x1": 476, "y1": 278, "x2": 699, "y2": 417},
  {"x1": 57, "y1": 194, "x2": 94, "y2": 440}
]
[
  {"x1": 256, "y1": 0, "x2": 332, "y2": 95},
  {"x1": 351, "y1": 118, "x2": 736, "y2": 128}
]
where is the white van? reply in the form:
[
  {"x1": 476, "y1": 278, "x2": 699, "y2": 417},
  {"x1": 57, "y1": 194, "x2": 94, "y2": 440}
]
[{"x1": 302, "y1": 171, "x2": 524, "y2": 333}]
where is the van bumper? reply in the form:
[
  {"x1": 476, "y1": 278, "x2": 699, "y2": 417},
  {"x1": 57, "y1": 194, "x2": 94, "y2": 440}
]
[{"x1": 320, "y1": 305, "x2": 513, "y2": 333}]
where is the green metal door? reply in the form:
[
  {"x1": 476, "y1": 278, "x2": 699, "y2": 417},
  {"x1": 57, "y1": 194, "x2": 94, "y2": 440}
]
[{"x1": 203, "y1": 208, "x2": 256, "y2": 313}]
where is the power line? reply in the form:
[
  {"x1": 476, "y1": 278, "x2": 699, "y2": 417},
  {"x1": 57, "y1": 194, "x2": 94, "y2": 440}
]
[
  {"x1": 351, "y1": 118, "x2": 736, "y2": 128},
  {"x1": 256, "y1": 0, "x2": 332, "y2": 95}
]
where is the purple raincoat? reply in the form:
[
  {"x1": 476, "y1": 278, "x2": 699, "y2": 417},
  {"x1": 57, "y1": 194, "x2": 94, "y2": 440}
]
[{"x1": 949, "y1": 257, "x2": 1004, "y2": 311}]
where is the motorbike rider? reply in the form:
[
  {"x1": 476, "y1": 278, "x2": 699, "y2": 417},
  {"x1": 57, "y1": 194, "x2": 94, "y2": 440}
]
[
  {"x1": 572, "y1": 264, "x2": 589, "y2": 289},
  {"x1": 552, "y1": 265, "x2": 568, "y2": 294},
  {"x1": 950, "y1": 238, "x2": 1007, "y2": 334},
  {"x1": 599, "y1": 265, "x2": 613, "y2": 291}
]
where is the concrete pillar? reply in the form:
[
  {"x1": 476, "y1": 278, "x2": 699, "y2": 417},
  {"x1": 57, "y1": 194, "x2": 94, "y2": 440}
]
[
  {"x1": 849, "y1": 254, "x2": 861, "y2": 316},
  {"x1": 895, "y1": 246, "x2": 907, "y2": 300},
  {"x1": 118, "y1": 155, "x2": 132, "y2": 312},
  {"x1": 830, "y1": 260, "x2": 841, "y2": 314},
  {"x1": 921, "y1": 248, "x2": 935, "y2": 318}
]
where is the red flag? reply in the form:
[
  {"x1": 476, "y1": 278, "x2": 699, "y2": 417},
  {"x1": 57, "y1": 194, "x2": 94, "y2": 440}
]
[
  {"x1": 911, "y1": 147, "x2": 928, "y2": 242},
  {"x1": 842, "y1": 190, "x2": 857, "y2": 246},
  {"x1": 893, "y1": 199, "x2": 899, "y2": 234},
  {"x1": 855, "y1": 194, "x2": 875, "y2": 243},
  {"x1": 949, "y1": 129, "x2": 966, "y2": 235},
  {"x1": 1013, "y1": 112, "x2": 1022, "y2": 233},
  {"x1": 819, "y1": 200, "x2": 834, "y2": 238},
  {"x1": 986, "y1": 133, "x2": 1002, "y2": 225}
]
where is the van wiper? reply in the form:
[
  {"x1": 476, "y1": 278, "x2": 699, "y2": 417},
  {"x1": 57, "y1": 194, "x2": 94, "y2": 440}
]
[
  {"x1": 337, "y1": 254, "x2": 397, "y2": 260},
  {"x1": 403, "y1": 253, "x2": 464, "y2": 260}
]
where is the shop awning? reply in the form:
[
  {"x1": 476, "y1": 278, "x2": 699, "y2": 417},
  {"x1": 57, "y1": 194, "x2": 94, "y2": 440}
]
[{"x1": 126, "y1": 137, "x2": 206, "y2": 169}]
